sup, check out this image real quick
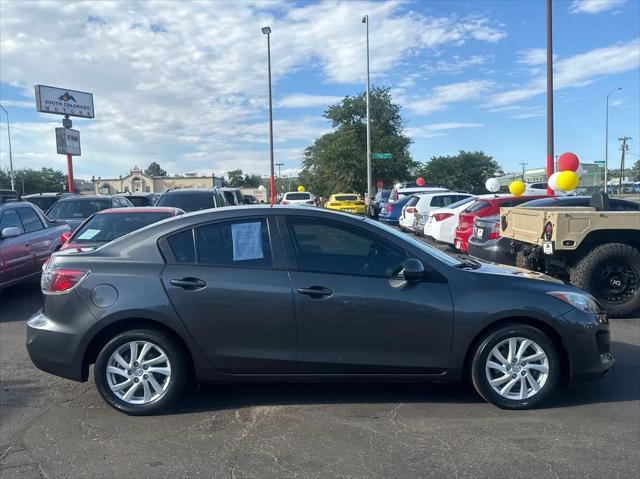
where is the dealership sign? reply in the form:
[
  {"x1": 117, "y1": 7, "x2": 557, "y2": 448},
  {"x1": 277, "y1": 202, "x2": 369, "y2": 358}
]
[
  {"x1": 35, "y1": 85, "x2": 95, "y2": 118},
  {"x1": 55, "y1": 128, "x2": 81, "y2": 156}
]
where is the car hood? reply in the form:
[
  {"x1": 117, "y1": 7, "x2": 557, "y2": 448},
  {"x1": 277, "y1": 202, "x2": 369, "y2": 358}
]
[{"x1": 470, "y1": 260, "x2": 564, "y2": 284}]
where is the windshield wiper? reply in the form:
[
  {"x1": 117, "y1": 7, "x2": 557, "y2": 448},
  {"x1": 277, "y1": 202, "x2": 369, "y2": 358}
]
[{"x1": 455, "y1": 256, "x2": 481, "y2": 269}]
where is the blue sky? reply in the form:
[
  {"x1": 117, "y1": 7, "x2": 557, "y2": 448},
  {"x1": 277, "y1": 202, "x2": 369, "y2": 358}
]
[{"x1": 0, "y1": 0, "x2": 638, "y2": 181}]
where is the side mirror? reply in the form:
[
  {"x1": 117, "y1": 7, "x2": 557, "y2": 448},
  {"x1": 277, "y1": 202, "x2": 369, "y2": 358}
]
[
  {"x1": 1, "y1": 227, "x2": 23, "y2": 239},
  {"x1": 401, "y1": 258, "x2": 424, "y2": 281}
]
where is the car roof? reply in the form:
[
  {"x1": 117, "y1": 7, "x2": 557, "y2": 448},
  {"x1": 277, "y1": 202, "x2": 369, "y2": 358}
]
[
  {"x1": 23, "y1": 192, "x2": 75, "y2": 198},
  {"x1": 162, "y1": 188, "x2": 218, "y2": 195},
  {"x1": 93, "y1": 207, "x2": 183, "y2": 215},
  {"x1": 55, "y1": 195, "x2": 111, "y2": 202},
  {"x1": 114, "y1": 192, "x2": 155, "y2": 197}
]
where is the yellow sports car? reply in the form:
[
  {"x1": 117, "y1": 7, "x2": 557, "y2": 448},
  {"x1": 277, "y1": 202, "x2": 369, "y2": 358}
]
[{"x1": 324, "y1": 193, "x2": 366, "y2": 214}]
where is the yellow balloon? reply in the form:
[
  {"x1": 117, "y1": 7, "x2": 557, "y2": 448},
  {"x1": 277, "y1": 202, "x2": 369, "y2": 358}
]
[
  {"x1": 556, "y1": 170, "x2": 579, "y2": 192},
  {"x1": 297, "y1": 185, "x2": 305, "y2": 192},
  {"x1": 509, "y1": 180, "x2": 526, "y2": 197}
]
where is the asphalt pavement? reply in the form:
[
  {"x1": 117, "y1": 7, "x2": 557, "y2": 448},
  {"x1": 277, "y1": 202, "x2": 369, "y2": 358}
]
[{"x1": 1, "y1": 276, "x2": 639, "y2": 478}]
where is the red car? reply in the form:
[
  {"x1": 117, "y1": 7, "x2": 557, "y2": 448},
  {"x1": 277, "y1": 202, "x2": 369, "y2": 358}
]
[
  {"x1": 61, "y1": 207, "x2": 184, "y2": 252},
  {"x1": 454, "y1": 195, "x2": 546, "y2": 252}
]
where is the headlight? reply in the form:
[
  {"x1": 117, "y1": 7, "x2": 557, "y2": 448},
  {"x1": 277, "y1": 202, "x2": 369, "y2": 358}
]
[{"x1": 547, "y1": 291, "x2": 601, "y2": 315}]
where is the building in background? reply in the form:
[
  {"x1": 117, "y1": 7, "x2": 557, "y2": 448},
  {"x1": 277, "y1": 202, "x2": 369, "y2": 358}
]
[{"x1": 92, "y1": 166, "x2": 222, "y2": 194}]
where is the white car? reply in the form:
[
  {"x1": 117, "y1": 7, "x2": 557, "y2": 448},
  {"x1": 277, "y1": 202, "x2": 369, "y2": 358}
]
[
  {"x1": 281, "y1": 191, "x2": 316, "y2": 206},
  {"x1": 424, "y1": 196, "x2": 480, "y2": 244},
  {"x1": 398, "y1": 195, "x2": 421, "y2": 231},
  {"x1": 401, "y1": 192, "x2": 473, "y2": 234}
]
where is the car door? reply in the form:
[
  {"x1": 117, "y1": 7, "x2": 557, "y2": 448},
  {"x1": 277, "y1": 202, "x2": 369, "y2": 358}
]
[
  {"x1": 280, "y1": 216, "x2": 454, "y2": 374},
  {"x1": 0, "y1": 207, "x2": 35, "y2": 285},
  {"x1": 16, "y1": 205, "x2": 54, "y2": 268},
  {"x1": 160, "y1": 215, "x2": 297, "y2": 373}
]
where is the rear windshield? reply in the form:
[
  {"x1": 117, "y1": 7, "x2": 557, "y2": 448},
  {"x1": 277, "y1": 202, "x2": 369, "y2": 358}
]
[
  {"x1": 464, "y1": 200, "x2": 491, "y2": 213},
  {"x1": 335, "y1": 195, "x2": 359, "y2": 201},
  {"x1": 285, "y1": 193, "x2": 311, "y2": 200},
  {"x1": 48, "y1": 199, "x2": 110, "y2": 219},
  {"x1": 25, "y1": 197, "x2": 59, "y2": 211},
  {"x1": 447, "y1": 196, "x2": 476, "y2": 210},
  {"x1": 157, "y1": 193, "x2": 214, "y2": 212},
  {"x1": 124, "y1": 196, "x2": 152, "y2": 207},
  {"x1": 72, "y1": 212, "x2": 172, "y2": 243}
]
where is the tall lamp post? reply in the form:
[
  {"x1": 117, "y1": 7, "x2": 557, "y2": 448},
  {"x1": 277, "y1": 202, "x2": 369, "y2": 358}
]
[
  {"x1": 262, "y1": 26, "x2": 276, "y2": 206},
  {"x1": 545, "y1": 0, "x2": 554, "y2": 196},
  {"x1": 362, "y1": 15, "x2": 372, "y2": 215},
  {"x1": 605, "y1": 87, "x2": 622, "y2": 193},
  {"x1": 0, "y1": 104, "x2": 15, "y2": 191}
]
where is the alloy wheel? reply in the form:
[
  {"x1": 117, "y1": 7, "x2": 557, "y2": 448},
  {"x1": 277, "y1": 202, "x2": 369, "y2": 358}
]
[
  {"x1": 485, "y1": 337, "x2": 549, "y2": 401},
  {"x1": 106, "y1": 340, "x2": 172, "y2": 405}
]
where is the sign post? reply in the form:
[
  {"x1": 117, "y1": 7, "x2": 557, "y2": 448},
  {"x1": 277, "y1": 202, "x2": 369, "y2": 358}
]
[{"x1": 34, "y1": 85, "x2": 94, "y2": 193}]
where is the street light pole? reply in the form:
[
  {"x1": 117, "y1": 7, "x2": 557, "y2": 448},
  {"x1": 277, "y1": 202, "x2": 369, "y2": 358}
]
[
  {"x1": 605, "y1": 87, "x2": 622, "y2": 193},
  {"x1": 0, "y1": 104, "x2": 15, "y2": 191},
  {"x1": 262, "y1": 26, "x2": 276, "y2": 206},
  {"x1": 545, "y1": 0, "x2": 554, "y2": 196},
  {"x1": 362, "y1": 15, "x2": 372, "y2": 215}
]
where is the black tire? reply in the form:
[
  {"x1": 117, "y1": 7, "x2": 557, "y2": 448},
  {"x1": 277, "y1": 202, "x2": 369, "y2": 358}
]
[
  {"x1": 570, "y1": 243, "x2": 640, "y2": 318},
  {"x1": 94, "y1": 329, "x2": 186, "y2": 415},
  {"x1": 471, "y1": 324, "x2": 560, "y2": 410}
]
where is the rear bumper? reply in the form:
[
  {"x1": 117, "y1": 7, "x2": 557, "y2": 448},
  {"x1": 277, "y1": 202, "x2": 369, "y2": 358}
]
[
  {"x1": 379, "y1": 217, "x2": 399, "y2": 225},
  {"x1": 26, "y1": 310, "x2": 87, "y2": 382},
  {"x1": 468, "y1": 238, "x2": 516, "y2": 266}
]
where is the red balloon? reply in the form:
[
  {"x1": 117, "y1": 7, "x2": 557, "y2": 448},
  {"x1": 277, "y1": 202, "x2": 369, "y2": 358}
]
[
  {"x1": 558, "y1": 152, "x2": 579, "y2": 172},
  {"x1": 376, "y1": 180, "x2": 384, "y2": 189},
  {"x1": 416, "y1": 177, "x2": 425, "y2": 186}
]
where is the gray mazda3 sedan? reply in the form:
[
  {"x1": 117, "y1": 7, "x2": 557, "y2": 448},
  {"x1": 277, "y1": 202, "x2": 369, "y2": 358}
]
[{"x1": 27, "y1": 206, "x2": 614, "y2": 415}]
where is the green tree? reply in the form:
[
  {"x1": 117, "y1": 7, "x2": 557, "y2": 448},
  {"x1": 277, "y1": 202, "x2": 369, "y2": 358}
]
[
  {"x1": 299, "y1": 87, "x2": 415, "y2": 197},
  {"x1": 415, "y1": 151, "x2": 503, "y2": 194},
  {"x1": 144, "y1": 162, "x2": 167, "y2": 177},
  {"x1": 243, "y1": 174, "x2": 263, "y2": 188},
  {"x1": 1, "y1": 167, "x2": 67, "y2": 194},
  {"x1": 227, "y1": 169, "x2": 244, "y2": 187},
  {"x1": 633, "y1": 159, "x2": 640, "y2": 181}
]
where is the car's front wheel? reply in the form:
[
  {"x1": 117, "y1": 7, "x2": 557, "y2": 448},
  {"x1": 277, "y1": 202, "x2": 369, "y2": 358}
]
[
  {"x1": 471, "y1": 324, "x2": 559, "y2": 409},
  {"x1": 94, "y1": 329, "x2": 186, "y2": 415}
]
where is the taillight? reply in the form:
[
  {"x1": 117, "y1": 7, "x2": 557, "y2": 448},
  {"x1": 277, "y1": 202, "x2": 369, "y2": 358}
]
[
  {"x1": 544, "y1": 221, "x2": 553, "y2": 240},
  {"x1": 60, "y1": 231, "x2": 72, "y2": 244},
  {"x1": 489, "y1": 221, "x2": 501, "y2": 240},
  {"x1": 406, "y1": 207, "x2": 417, "y2": 214},
  {"x1": 384, "y1": 204, "x2": 393, "y2": 212},
  {"x1": 433, "y1": 213, "x2": 453, "y2": 221},
  {"x1": 41, "y1": 269, "x2": 88, "y2": 294}
]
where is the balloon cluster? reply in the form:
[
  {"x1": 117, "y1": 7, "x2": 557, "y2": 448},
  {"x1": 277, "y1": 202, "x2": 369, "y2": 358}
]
[{"x1": 549, "y1": 152, "x2": 582, "y2": 192}]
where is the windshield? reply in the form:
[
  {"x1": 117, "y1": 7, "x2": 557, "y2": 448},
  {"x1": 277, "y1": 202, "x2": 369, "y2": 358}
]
[
  {"x1": 26, "y1": 197, "x2": 59, "y2": 211},
  {"x1": 157, "y1": 193, "x2": 214, "y2": 212},
  {"x1": 285, "y1": 193, "x2": 311, "y2": 200},
  {"x1": 372, "y1": 220, "x2": 461, "y2": 267},
  {"x1": 72, "y1": 212, "x2": 173, "y2": 243},
  {"x1": 48, "y1": 199, "x2": 110, "y2": 219},
  {"x1": 335, "y1": 195, "x2": 359, "y2": 201}
]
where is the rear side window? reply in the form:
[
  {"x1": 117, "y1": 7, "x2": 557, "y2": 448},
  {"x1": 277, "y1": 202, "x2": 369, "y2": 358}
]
[
  {"x1": 0, "y1": 208, "x2": 23, "y2": 231},
  {"x1": 610, "y1": 199, "x2": 640, "y2": 211},
  {"x1": 167, "y1": 229, "x2": 196, "y2": 263},
  {"x1": 195, "y1": 218, "x2": 272, "y2": 268},
  {"x1": 17, "y1": 207, "x2": 44, "y2": 232},
  {"x1": 405, "y1": 196, "x2": 419, "y2": 207},
  {"x1": 464, "y1": 200, "x2": 491, "y2": 213}
]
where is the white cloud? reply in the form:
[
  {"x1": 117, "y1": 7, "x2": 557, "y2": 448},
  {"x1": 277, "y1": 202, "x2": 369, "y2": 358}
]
[
  {"x1": 0, "y1": 0, "x2": 505, "y2": 177},
  {"x1": 277, "y1": 94, "x2": 342, "y2": 108},
  {"x1": 570, "y1": 0, "x2": 626, "y2": 14},
  {"x1": 486, "y1": 38, "x2": 640, "y2": 108},
  {"x1": 407, "y1": 80, "x2": 495, "y2": 115},
  {"x1": 517, "y1": 48, "x2": 556, "y2": 66},
  {"x1": 406, "y1": 122, "x2": 483, "y2": 139}
]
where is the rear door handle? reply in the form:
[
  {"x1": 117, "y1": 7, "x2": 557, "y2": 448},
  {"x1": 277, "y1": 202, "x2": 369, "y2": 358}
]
[
  {"x1": 170, "y1": 277, "x2": 207, "y2": 290},
  {"x1": 297, "y1": 286, "x2": 333, "y2": 298}
]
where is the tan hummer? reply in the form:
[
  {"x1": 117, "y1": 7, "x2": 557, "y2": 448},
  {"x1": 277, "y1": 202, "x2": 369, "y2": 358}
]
[{"x1": 501, "y1": 193, "x2": 640, "y2": 317}]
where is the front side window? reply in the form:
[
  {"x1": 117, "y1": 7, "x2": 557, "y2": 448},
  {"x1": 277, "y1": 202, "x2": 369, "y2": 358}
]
[
  {"x1": 286, "y1": 218, "x2": 407, "y2": 277},
  {"x1": 17, "y1": 207, "x2": 44, "y2": 232},
  {"x1": 0, "y1": 209, "x2": 23, "y2": 232}
]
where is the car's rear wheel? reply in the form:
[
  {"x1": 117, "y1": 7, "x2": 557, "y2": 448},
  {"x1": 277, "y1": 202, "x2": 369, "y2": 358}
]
[
  {"x1": 94, "y1": 329, "x2": 186, "y2": 415},
  {"x1": 471, "y1": 324, "x2": 559, "y2": 409}
]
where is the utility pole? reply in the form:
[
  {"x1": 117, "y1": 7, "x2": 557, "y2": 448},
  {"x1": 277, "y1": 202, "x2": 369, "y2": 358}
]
[
  {"x1": 261, "y1": 26, "x2": 276, "y2": 206},
  {"x1": 0, "y1": 104, "x2": 15, "y2": 191},
  {"x1": 618, "y1": 136, "x2": 631, "y2": 194},
  {"x1": 546, "y1": 0, "x2": 554, "y2": 195},
  {"x1": 362, "y1": 15, "x2": 372, "y2": 215},
  {"x1": 519, "y1": 162, "x2": 528, "y2": 180}
]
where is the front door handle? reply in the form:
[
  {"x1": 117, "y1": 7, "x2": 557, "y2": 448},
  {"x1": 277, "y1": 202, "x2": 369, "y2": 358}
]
[
  {"x1": 297, "y1": 286, "x2": 333, "y2": 298},
  {"x1": 170, "y1": 277, "x2": 207, "y2": 290}
]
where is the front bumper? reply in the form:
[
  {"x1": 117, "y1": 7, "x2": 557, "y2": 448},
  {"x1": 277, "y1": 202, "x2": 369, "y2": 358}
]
[
  {"x1": 378, "y1": 216, "x2": 399, "y2": 225},
  {"x1": 560, "y1": 308, "x2": 615, "y2": 382},
  {"x1": 26, "y1": 310, "x2": 87, "y2": 382}
]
